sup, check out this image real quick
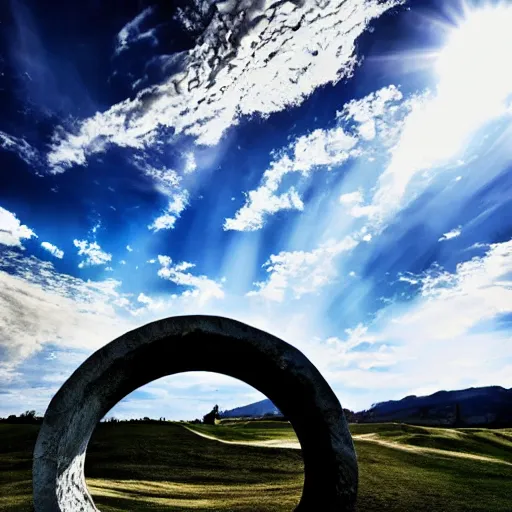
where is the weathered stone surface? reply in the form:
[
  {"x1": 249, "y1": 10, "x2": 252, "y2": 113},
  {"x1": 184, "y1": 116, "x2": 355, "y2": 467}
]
[{"x1": 33, "y1": 315, "x2": 358, "y2": 511}]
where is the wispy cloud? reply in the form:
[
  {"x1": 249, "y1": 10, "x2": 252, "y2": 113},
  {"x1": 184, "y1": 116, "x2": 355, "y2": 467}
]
[
  {"x1": 0, "y1": 131, "x2": 39, "y2": 167},
  {"x1": 148, "y1": 190, "x2": 189, "y2": 231},
  {"x1": 139, "y1": 164, "x2": 181, "y2": 192},
  {"x1": 184, "y1": 152, "x2": 197, "y2": 174},
  {"x1": 399, "y1": 239, "x2": 512, "y2": 338},
  {"x1": 225, "y1": 85, "x2": 407, "y2": 232},
  {"x1": 115, "y1": 7, "x2": 156, "y2": 55},
  {"x1": 322, "y1": 239, "x2": 512, "y2": 400},
  {"x1": 132, "y1": 158, "x2": 190, "y2": 231},
  {"x1": 438, "y1": 227, "x2": 462, "y2": 242},
  {"x1": 157, "y1": 255, "x2": 224, "y2": 305},
  {"x1": 0, "y1": 250, "x2": 135, "y2": 365},
  {"x1": 73, "y1": 239, "x2": 112, "y2": 268},
  {"x1": 225, "y1": 128, "x2": 358, "y2": 231},
  {"x1": 248, "y1": 237, "x2": 358, "y2": 302}
]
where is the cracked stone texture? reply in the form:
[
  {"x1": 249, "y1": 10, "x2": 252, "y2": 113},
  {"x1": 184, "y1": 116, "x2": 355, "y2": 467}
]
[
  {"x1": 33, "y1": 315, "x2": 358, "y2": 511},
  {"x1": 48, "y1": 0, "x2": 401, "y2": 170}
]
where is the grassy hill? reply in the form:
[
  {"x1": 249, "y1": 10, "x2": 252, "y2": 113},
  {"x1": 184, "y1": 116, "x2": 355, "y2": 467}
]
[
  {"x1": 189, "y1": 420, "x2": 296, "y2": 442},
  {"x1": 1, "y1": 421, "x2": 512, "y2": 511},
  {"x1": 191, "y1": 421, "x2": 512, "y2": 464}
]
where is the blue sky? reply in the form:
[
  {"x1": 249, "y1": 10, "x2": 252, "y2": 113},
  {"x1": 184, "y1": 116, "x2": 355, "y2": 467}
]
[{"x1": 0, "y1": 0, "x2": 511, "y2": 421}]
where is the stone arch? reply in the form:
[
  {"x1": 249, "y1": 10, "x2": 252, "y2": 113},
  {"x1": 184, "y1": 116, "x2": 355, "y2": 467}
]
[{"x1": 33, "y1": 315, "x2": 358, "y2": 511}]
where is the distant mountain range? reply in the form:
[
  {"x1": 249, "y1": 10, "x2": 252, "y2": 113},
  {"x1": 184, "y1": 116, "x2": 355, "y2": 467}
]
[
  {"x1": 220, "y1": 398, "x2": 282, "y2": 419},
  {"x1": 220, "y1": 386, "x2": 512, "y2": 427},
  {"x1": 356, "y1": 386, "x2": 512, "y2": 427}
]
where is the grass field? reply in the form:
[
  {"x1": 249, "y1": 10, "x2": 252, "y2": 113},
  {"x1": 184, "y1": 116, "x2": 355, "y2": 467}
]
[
  {"x1": 188, "y1": 420, "x2": 297, "y2": 443},
  {"x1": 1, "y1": 421, "x2": 511, "y2": 511}
]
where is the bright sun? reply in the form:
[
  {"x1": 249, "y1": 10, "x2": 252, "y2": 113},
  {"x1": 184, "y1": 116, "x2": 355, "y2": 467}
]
[
  {"x1": 435, "y1": 3, "x2": 512, "y2": 107},
  {"x1": 382, "y1": 2, "x2": 512, "y2": 172}
]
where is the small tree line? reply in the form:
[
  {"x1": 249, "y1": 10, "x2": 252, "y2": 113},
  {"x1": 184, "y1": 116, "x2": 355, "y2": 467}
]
[
  {"x1": 0, "y1": 410, "x2": 43, "y2": 424},
  {"x1": 0, "y1": 404, "x2": 315, "y2": 426}
]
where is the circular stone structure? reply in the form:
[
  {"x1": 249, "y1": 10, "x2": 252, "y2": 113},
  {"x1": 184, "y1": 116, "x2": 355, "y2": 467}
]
[{"x1": 33, "y1": 315, "x2": 358, "y2": 511}]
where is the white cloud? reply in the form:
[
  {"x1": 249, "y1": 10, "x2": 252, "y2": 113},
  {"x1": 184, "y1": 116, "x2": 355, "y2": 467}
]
[
  {"x1": 148, "y1": 190, "x2": 189, "y2": 231},
  {"x1": 131, "y1": 158, "x2": 190, "y2": 232},
  {"x1": 137, "y1": 292, "x2": 153, "y2": 305},
  {"x1": 402, "y1": 239, "x2": 512, "y2": 338},
  {"x1": 0, "y1": 250, "x2": 135, "y2": 364},
  {"x1": 348, "y1": 11, "x2": 512, "y2": 233},
  {"x1": 126, "y1": 245, "x2": 133, "y2": 252},
  {"x1": 398, "y1": 275, "x2": 419, "y2": 285},
  {"x1": 225, "y1": 127, "x2": 358, "y2": 231},
  {"x1": 324, "y1": 239, "x2": 512, "y2": 397},
  {"x1": 73, "y1": 239, "x2": 112, "y2": 268},
  {"x1": 224, "y1": 182, "x2": 304, "y2": 232},
  {"x1": 91, "y1": 221, "x2": 101, "y2": 234},
  {"x1": 0, "y1": 384, "x2": 62, "y2": 418},
  {"x1": 157, "y1": 255, "x2": 224, "y2": 305},
  {"x1": 139, "y1": 164, "x2": 181, "y2": 193},
  {"x1": 338, "y1": 84, "x2": 404, "y2": 143},
  {"x1": 248, "y1": 236, "x2": 358, "y2": 302},
  {"x1": 438, "y1": 227, "x2": 462, "y2": 242},
  {"x1": 0, "y1": 207, "x2": 37, "y2": 249},
  {"x1": 47, "y1": 0, "x2": 401, "y2": 172},
  {"x1": 184, "y1": 152, "x2": 197, "y2": 174},
  {"x1": 0, "y1": 131, "x2": 39, "y2": 167},
  {"x1": 115, "y1": 7, "x2": 156, "y2": 55},
  {"x1": 225, "y1": 84, "x2": 410, "y2": 232},
  {"x1": 339, "y1": 190, "x2": 364, "y2": 205},
  {"x1": 173, "y1": 0, "x2": 213, "y2": 35},
  {"x1": 41, "y1": 242, "x2": 64, "y2": 259}
]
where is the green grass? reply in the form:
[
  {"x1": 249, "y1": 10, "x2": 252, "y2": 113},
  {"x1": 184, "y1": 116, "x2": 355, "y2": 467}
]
[
  {"x1": 348, "y1": 423, "x2": 512, "y2": 463},
  {"x1": 186, "y1": 421, "x2": 297, "y2": 443},
  {"x1": 1, "y1": 421, "x2": 512, "y2": 511},
  {"x1": 0, "y1": 424, "x2": 39, "y2": 512},
  {"x1": 187, "y1": 421, "x2": 512, "y2": 463}
]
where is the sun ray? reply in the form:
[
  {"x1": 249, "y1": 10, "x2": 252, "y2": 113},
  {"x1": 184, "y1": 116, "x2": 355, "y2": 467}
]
[{"x1": 374, "y1": 0, "x2": 512, "y2": 90}]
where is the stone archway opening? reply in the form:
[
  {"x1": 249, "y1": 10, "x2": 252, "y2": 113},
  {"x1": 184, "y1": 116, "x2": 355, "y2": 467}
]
[
  {"x1": 33, "y1": 315, "x2": 358, "y2": 511},
  {"x1": 84, "y1": 371, "x2": 306, "y2": 510}
]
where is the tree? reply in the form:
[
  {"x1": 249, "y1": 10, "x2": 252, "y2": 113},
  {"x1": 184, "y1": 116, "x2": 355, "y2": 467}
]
[
  {"x1": 203, "y1": 405, "x2": 220, "y2": 425},
  {"x1": 454, "y1": 402, "x2": 463, "y2": 427}
]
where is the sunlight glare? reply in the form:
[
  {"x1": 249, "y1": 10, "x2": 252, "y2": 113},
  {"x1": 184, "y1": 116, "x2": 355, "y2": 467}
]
[
  {"x1": 410, "y1": 3, "x2": 512, "y2": 166},
  {"x1": 436, "y1": 4, "x2": 512, "y2": 109}
]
